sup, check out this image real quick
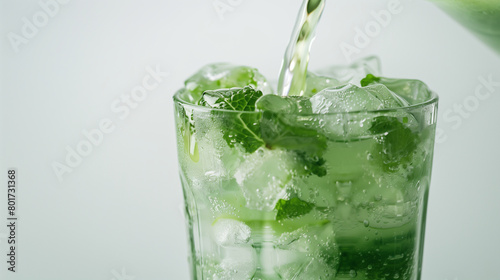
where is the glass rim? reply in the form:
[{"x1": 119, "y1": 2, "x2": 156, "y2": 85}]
[{"x1": 173, "y1": 89, "x2": 439, "y2": 116}]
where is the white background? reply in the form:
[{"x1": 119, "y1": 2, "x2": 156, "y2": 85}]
[{"x1": 1, "y1": 0, "x2": 499, "y2": 279}]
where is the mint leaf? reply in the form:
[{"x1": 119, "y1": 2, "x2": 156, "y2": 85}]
[
  {"x1": 296, "y1": 151, "x2": 327, "y2": 177},
  {"x1": 369, "y1": 116, "x2": 418, "y2": 172},
  {"x1": 198, "y1": 86, "x2": 264, "y2": 153},
  {"x1": 275, "y1": 197, "x2": 315, "y2": 220},
  {"x1": 223, "y1": 113, "x2": 264, "y2": 153},
  {"x1": 360, "y1": 74, "x2": 381, "y2": 87},
  {"x1": 198, "y1": 86, "x2": 262, "y2": 110}
]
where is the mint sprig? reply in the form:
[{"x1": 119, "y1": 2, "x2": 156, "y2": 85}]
[
  {"x1": 198, "y1": 86, "x2": 265, "y2": 153},
  {"x1": 275, "y1": 197, "x2": 315, "y2": 220},
  {"x1": 198, "y1": 88, "x2": 328, "y2": 176}
]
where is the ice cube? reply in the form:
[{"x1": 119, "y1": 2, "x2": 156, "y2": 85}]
[
  {"x1": 316, "y1": 56, "x2": 382, "y2": 86},
  {"x1": 192, "y1": 110, "x2": 244, "y2": 180},
  {"x1": 256, "y1": 94, "x2": 313, "y2": 114},
  {"x1": 234, "y1": 147, "x2": 295, "y2": 211},
  {"x1": 372, "y1": 77, "x2": 436, "y2": 129},
  {"x1": 184, "y1": 63, "x2": 273, "y2": 102},
  {"x1": 276, "y1": 223, "x2": 336, "y2": 252},
  {"x1": 212, "y1": 218, "x2": 252, "y2": 246},
  {"x1": 310, "y1": 84, "x2": 385, "y2": 113},
  {"x1": 374, "y1": 77, "x2": 432, "y2": 105},
  {"x1": 309, "y1": 84, "x2": 414, "y2": 139},
  {"x1": 294, "y1": 174, "x2": 338, "y2": 208},
  {"x1": 365, "y1": 84, "x2": 410, "y2": 108},
  {"x1": 303, "y1": 72, "x2": 342, "y2": 97},
  {"x1": 210, "y1": 219, "x2": 257, "y2": 279},
  {"x1": 214, "y1": 247, "x2": 257, "y2": 280},
  {"x1": 309, "y1": 84, "x2": 381, "y2": 139},
  {"x1": 275, "y1": 223, "x2": 339, "y2": 279}
]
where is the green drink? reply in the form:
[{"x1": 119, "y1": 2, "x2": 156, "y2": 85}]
[
  {"x1": 173, "y1": 60, "x2": 438, "y2": 279},
  {"x1": 431, "y1": 0, "x2": 500, "y2": 54}
]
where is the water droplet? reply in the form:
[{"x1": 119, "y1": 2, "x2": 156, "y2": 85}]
[
  {"x1": 349, "y1": 270, "x2": 357, "y2": 277},
  {"x1": 363, "y1": 220, "x2": 370, "y2": 227}
]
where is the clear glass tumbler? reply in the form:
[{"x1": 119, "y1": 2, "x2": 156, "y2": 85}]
[{"x1": 173, "y1": 81, "x2": 438, "y2": 279}]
